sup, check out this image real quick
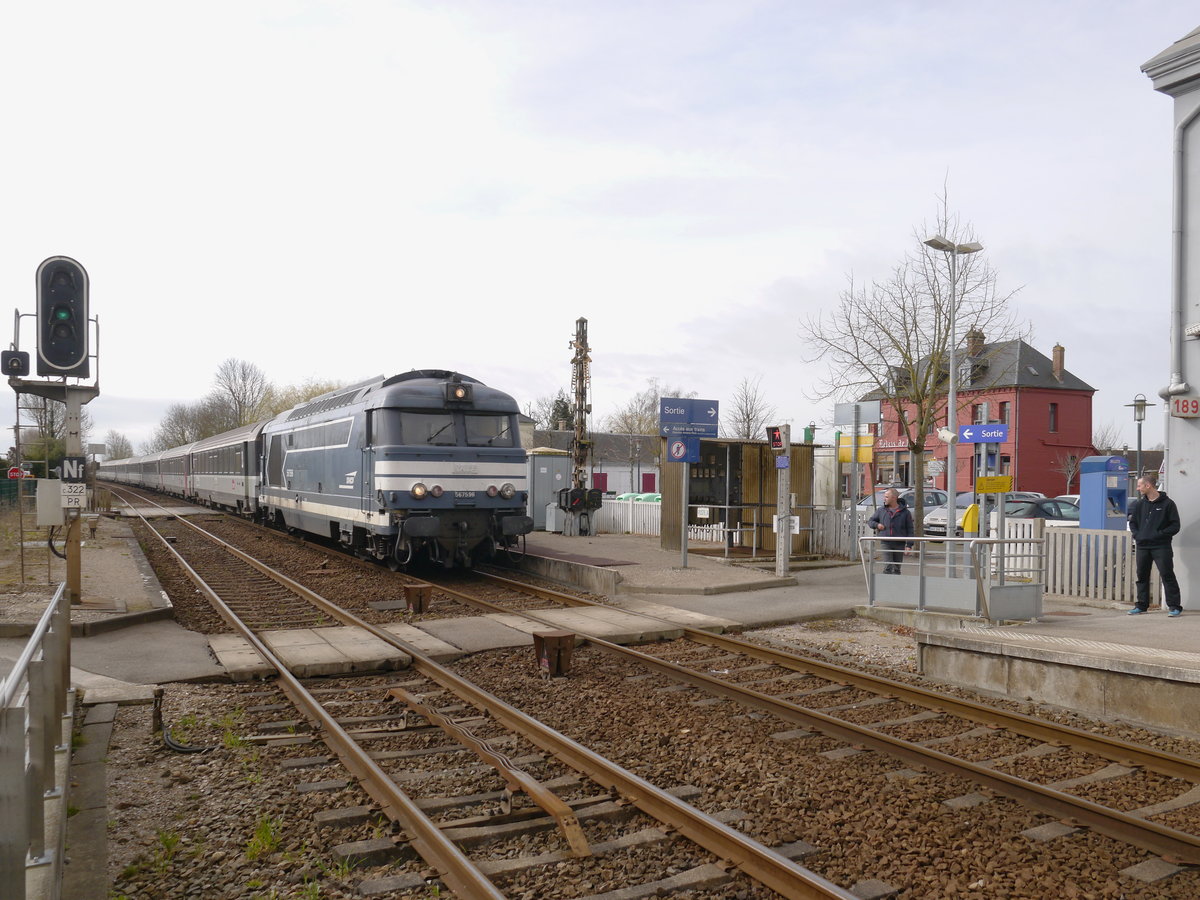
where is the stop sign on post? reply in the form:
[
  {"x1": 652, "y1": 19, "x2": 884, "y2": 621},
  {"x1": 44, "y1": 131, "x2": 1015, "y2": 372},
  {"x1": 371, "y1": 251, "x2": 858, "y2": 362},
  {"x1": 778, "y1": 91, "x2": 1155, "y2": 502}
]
[{"x1": 7, "y1": 467, "x2": 22, "y2": 479}]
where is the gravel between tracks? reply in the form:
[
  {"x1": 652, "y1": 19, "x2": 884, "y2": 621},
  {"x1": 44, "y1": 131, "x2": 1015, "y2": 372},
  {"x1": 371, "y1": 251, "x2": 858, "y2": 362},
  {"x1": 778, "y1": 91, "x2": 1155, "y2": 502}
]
[{"x1": 28, "y1": 509, "x2": 1200, "y2": 898}]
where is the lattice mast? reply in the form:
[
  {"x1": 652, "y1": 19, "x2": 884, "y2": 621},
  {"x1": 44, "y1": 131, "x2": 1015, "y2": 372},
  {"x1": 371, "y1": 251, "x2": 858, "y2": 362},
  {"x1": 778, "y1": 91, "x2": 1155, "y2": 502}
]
[{"x1": 569, "y1": 317, "x2": 592, "y2": 490}]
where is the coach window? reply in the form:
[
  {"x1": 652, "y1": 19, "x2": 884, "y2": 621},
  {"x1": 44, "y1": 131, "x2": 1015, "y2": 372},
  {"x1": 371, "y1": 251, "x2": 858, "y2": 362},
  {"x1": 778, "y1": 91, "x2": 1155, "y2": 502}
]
[{"x1": 464, "y1": 414, "x2": 514, "y2": 447}]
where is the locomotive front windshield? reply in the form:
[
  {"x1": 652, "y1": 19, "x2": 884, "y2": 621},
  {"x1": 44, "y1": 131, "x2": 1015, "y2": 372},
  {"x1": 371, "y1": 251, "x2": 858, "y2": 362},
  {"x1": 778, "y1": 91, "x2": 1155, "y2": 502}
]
[
  {"x1": 464, "y1": 414, "x2": 514, "y2": 447},
  {"x1": 372, "y1": 410, "x2": 516, "y2": 447}
]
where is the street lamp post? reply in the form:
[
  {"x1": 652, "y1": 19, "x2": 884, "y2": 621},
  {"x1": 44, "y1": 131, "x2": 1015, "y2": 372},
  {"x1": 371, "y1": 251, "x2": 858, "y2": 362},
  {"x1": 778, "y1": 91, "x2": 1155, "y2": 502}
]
[
  {"x1": 1125, "y1": 393, "x2": 1155, "y2": 479},
  {"x1": 923, "y1": 234, "x2": 983, "y2": 548}
]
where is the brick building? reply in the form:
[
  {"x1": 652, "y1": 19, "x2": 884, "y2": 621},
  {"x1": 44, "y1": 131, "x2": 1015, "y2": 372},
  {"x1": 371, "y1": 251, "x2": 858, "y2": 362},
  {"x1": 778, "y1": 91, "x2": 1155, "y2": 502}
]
[{"x1": 867, "y1": 333, "x2": 1095, "y2": 498}]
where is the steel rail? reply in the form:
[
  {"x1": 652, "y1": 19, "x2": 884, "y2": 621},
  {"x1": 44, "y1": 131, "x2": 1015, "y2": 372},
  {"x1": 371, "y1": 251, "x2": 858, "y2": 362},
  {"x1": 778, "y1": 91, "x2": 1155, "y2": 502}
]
[
  {"x1": 114, "y1": 488, "x2": 855, "y2": 899},
  {"x1": 454, "y1": 571, "x2": 1200, "y2": 864},
  {"x1": 108, "y1": 489, "x2": 507, "y2": 899},
  {"x1": 391, "y1": 688, "x2": 591, "y2": 857},
  {"x1": 477, "y1": 570, "x2": 1200, "y2": 783}
]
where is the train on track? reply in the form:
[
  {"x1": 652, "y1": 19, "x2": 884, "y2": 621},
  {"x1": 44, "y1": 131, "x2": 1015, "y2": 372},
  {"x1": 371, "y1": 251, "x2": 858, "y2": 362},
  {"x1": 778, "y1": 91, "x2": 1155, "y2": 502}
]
[{"x1": 98, "y1": 370, "x2": 534, "y2": 568}]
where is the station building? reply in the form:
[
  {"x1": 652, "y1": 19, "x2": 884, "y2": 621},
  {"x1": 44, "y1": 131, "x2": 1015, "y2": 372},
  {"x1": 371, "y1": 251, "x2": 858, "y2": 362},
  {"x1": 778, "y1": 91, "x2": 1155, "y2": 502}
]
[{"x1": 862, "y1": 333, "x2": 1095, "y2": 499}]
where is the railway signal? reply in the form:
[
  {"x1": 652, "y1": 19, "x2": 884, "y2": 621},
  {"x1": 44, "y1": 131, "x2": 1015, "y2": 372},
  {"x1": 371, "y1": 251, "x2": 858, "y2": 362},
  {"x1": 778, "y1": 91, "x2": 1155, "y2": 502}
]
[
  {"x1": 1, "y1": 350, "x2": 29, "y2": 376},
  {"x1": 36, "y1": 256, "x2": 89, "y2": 377}
]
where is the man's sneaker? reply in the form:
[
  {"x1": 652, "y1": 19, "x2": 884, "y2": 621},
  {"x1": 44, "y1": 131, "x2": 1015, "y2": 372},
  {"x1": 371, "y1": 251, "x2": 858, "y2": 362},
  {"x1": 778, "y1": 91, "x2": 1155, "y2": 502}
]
[
  {"x1": 1127, "y1": 607, "x2": 1147, "y2": 615},
  {"x1": 1168, "y1": 608, "x2": 1183, "y2": 617}
]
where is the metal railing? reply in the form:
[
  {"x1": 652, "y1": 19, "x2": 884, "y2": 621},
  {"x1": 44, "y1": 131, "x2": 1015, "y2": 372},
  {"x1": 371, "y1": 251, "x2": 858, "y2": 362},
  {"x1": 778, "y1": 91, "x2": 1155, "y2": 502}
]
[
  {"x1": 859, "y1": 535, "x2": 1045, "y2": 621},
  {"x1": 1, "y1": 583, "x2": 72, "y2": 900}
]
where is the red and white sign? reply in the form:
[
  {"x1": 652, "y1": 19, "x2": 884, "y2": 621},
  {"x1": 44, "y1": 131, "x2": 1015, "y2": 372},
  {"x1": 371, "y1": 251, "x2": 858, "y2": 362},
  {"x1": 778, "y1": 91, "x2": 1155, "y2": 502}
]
[
  {"x1": 7, "y1": 467, "x2": 22, "y2": 479},
  {"x1": 1170, "y1": 396, "x2": 1200, "y2": 418}
]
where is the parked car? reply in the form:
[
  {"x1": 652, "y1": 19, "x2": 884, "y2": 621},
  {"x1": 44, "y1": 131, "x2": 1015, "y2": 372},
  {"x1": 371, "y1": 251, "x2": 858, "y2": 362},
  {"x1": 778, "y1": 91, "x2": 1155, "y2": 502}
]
[
  {"x1": 633, "y1": 492, "x2": 661, "y2": 502},
  {"x1": 856, "y1": 487, "x2": 947, "y2": 513},
  {"x1": 1001, "y1": 498, "x2": 1080, "y2": 525},
  {"x1": 1054, "y1": 493, "x2": 1080, "y2": 506},
  {"x1": 922, "y1": 492, "x2": 978, "y2": 537},
  {"x1": 614, "y1": 492, "x2": 639, "y2": 501}
]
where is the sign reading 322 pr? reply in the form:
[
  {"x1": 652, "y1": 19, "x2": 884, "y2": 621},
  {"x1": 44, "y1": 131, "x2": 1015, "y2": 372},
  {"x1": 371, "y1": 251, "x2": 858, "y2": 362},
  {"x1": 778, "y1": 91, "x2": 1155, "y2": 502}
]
[
  {"x1": 958, "y1": 424, "x2": 1009, "y2": 444},
  {"x1": 659, "y1": 398, "x2": 719, "y2": 437}
]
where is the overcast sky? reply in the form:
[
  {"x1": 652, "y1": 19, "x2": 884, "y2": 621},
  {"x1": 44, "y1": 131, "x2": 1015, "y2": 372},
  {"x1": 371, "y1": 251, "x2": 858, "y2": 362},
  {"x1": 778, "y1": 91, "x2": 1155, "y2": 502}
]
[{"x1": 1, "y1": 2, "x2": 1195, "y2": 453}]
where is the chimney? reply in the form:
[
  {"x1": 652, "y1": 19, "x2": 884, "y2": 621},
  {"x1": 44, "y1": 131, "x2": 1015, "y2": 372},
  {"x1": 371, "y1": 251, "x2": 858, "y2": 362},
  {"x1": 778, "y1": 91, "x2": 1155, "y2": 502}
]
[
  {"x1": 1052, "y1": 344, "x2": 1064, "y2": 381},
  {"x1": 965, "y1": 329, "x2": 985, "y2": 358}
]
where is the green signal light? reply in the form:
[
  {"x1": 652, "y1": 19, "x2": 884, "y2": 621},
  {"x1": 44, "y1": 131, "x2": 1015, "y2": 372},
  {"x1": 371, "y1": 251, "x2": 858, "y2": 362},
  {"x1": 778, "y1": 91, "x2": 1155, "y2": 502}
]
[{"x1": 53, "y1": 307, "x2": 72, "y2": 321}]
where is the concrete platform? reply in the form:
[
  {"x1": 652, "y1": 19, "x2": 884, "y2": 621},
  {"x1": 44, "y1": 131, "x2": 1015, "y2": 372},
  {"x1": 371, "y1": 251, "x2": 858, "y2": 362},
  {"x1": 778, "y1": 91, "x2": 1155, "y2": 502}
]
[{"x1": 916, "y1": 615, "x2": 1200, "y2": 734}]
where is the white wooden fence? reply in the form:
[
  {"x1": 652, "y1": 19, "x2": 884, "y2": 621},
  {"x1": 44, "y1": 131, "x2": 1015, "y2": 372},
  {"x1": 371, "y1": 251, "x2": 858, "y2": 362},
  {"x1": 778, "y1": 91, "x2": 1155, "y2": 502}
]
[
  {"x1": 591, "y1": 499, "x2": 662, "y2": 536},
  {"x1": 587, "y1": 502, "x2": 1149, "y2": 604}
]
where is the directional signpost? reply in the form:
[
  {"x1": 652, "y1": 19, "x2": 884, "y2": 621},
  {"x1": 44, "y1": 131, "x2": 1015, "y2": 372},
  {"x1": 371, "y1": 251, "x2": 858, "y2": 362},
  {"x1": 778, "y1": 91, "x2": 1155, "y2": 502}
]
[
  {"x1": 660, "y1": 398, "x2": 719, "y2": 568},
  {"x1": 957, "y1": 423, "x2": 1009, "y2": 444}
]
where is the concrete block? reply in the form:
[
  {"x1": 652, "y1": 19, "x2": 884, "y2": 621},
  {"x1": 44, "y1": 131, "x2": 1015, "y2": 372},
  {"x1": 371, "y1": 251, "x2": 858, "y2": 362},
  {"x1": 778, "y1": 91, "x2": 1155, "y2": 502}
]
[
  {"x1": 380, "y1": 622, "x2": 467, "y2": 662},
  {"x1": 1022, "y1": 821, "x2": 1081, "y2": 841},
  {"x1": 1121, "y1": 858, "x2": 1186, "y2": 882}
]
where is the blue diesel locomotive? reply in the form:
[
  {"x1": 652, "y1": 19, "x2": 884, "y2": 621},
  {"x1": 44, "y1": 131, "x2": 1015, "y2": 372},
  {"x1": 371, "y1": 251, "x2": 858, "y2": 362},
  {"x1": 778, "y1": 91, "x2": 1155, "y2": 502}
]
[{"x1": 98, "y1": 370, "x2": 534, "y2": 568}]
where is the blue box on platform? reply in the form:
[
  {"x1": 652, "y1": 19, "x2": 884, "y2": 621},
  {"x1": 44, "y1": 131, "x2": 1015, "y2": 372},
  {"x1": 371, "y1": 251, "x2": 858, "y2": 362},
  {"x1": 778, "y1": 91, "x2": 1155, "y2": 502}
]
[{"x1": 1079, "y1": 455, "x2": 1129, "y2": 531}]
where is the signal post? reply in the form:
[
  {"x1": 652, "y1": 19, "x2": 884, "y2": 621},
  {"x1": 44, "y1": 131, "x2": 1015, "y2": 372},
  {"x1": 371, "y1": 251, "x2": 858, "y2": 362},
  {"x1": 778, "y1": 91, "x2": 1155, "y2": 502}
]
[{"x1": 7, "y1": 256, "x2": 99, "y2": 604}]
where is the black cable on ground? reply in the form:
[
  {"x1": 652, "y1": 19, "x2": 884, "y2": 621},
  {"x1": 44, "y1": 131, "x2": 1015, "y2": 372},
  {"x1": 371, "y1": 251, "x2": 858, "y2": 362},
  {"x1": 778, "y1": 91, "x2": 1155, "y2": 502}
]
[
  {"x1": 48, "y1": 526, "x2": 68, "y2": 560},
  {"x1": 162, "y1": 725, "x2": 214, "y2": 753}
]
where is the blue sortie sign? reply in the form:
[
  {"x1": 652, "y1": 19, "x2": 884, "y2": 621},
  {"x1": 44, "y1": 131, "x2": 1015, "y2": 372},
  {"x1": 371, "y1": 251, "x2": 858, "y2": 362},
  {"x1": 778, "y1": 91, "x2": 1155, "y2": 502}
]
[
  {"x1": 958, "y1": 424, "x2": 1009, "y2": 444},
  {"x1": 659, "y1": 398, "x2": 719, "y2": 437}
]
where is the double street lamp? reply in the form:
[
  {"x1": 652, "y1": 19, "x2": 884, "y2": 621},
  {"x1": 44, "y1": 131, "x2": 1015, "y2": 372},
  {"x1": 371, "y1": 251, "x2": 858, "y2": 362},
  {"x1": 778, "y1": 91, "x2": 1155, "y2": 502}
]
[{"x1": 923, "y1": 234, "x2": 983, "y2": 543}]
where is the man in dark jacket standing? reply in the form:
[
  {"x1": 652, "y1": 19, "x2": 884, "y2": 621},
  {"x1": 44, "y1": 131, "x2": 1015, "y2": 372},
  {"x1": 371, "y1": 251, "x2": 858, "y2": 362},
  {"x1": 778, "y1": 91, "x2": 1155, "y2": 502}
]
[
  {"x1": 868, "y1": 488, "x2": 914, "y2": 574},
  {"x1": 1128, "y1": 473, "x2": 1183, "y2": 616}
]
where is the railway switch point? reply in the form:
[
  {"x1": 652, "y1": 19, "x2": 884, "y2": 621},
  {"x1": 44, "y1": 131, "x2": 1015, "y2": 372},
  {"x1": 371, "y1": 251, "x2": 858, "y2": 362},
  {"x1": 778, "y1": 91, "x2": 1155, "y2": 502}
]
[{"x1": 533, "y1": 630, "x2": 575, "y2": 677}]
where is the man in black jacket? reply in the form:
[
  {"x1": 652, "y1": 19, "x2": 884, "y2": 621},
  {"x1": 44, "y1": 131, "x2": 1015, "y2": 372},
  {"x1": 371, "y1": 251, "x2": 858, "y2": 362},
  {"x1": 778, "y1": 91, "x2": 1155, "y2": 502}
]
[
  {"x1": 868, "y1": 489, "x2": 914, "y2": 575},
  {"x1": 1127, "y1": 473, "x2": 1183, "y2": 616}
]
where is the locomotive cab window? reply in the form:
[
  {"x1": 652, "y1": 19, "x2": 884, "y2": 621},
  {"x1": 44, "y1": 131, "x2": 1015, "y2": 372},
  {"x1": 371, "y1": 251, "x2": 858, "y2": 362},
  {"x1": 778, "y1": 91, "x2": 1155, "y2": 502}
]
[
  {"x1": 373, "y1": 411, "x2": 457, "y2": 446},
  {"x1": 464, "y1": 414, "x2": 515, "y2": 447}
]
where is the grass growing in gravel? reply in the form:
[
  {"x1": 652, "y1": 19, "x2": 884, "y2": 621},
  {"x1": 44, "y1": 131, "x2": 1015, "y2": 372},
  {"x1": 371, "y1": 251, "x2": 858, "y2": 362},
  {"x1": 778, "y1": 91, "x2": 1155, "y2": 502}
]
[
  {"x1": 153, "y1": 830, "x2": 181, "y2": 873},
  {"x1": 245, "y1": 814, "x2": 283, "y2": 860}
]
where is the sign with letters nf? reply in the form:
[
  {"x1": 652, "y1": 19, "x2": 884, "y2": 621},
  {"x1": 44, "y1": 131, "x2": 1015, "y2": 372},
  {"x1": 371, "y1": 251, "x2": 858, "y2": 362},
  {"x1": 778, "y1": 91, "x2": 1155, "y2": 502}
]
[{"x1": 61, "y1": 456, "x2": 87, "y2": 483}]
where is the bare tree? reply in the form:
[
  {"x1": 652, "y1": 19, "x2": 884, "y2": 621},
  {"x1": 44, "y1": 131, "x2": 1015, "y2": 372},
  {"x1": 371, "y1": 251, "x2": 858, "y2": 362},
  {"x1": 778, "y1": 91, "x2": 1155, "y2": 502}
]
[
  {"x1": 604, "y1": 379, "x2": 695, "y2": 435},
  {"x1": 721, "y1": 375, "x2": 777, "y2": 440},
  {"x1": 1051, "y1": 451, "x2": 1081, "y2": 494},
  {"x1": 211, "y1": 358, "x2": 270, "y2": 428},
  {"x1": 105, "y1": 430, "x2": 133, "y2": 460},
  {"x1": 802, "y1": 197, "x2": 1023, "y2": 522},
  {"x1": 1092, "y1": 421, "x2": 1124, "y2": 455},
  {"x1": 525, "y1": 389, "x2": 574, "y2": 430},
  {"x1": 262, "y1": 377, "x2": 347, "y2": 417}
]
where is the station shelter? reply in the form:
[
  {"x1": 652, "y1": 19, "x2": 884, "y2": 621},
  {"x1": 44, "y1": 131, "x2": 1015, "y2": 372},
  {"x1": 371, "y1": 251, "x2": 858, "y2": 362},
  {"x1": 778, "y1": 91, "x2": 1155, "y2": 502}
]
[{"x1": 658, "y1": 437, "x2": 816, "y2": 555}]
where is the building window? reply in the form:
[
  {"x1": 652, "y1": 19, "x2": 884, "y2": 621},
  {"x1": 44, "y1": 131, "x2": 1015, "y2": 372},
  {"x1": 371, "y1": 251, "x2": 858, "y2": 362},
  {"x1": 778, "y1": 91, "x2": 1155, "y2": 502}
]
[
  {"x1": 1049, "y1": 403, "x2": 1058, "y2": 433},
  {"x1": 972, "y1": 403, "x2": 984, "y2": 424},
  {"x1": 999, "y1": 401, "x2": 1011, "y2": 424},
  {"x1": 1000, "y1": 455, "x2": 1011, "y2": 475}
]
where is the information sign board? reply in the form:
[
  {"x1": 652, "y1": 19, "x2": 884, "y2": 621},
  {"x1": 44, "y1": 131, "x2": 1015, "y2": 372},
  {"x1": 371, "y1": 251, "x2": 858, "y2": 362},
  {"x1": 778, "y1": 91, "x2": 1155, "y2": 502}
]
[
  {"x1": 976, "y1": 475, "x2": 1013, "y2": 493},
  {"x1": 958, "y1": 424, "x2": 1009, "y2": 444},
  {"x1": 659, "y1": 398, "x2": 719, "y2": 437},
  {"x1": 61, "y1": 482, "x2": 85, "y2": 508}
]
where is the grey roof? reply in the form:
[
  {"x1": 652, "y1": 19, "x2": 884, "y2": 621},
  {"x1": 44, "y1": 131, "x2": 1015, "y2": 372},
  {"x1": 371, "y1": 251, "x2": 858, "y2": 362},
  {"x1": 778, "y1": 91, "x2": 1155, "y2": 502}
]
[
  {"x1": 977, "y1": 340, "x2": 1095, "y2": 393},
  {"x1": 533, "y1": 430, "x2": 658, "y2": 464},
  {"x1": 863, "y1": 338, "x2": 1094, "y2": 402},
  {"x1": 1142, "y1": 26, "x2": 1200, "y2": 93}
]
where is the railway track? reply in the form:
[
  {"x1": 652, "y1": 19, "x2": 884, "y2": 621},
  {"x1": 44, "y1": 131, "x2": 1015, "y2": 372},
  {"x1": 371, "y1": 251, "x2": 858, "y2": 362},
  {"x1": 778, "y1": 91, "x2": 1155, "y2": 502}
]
[
  {"x1": 422, "y1": 569, "x2": 1200, "y2": 869},
  {"x1": 103, "y1": 487, "x2": 1200, "y2": 894},
  {"x1": 107, "y1": 485, "x2": 858, "y2": 898}
]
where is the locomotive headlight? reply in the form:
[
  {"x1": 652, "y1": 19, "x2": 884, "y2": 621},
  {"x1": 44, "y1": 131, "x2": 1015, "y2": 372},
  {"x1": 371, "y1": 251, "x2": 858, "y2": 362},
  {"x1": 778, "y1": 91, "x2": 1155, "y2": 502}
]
[
  {"x1": 411, "y1": 483, "x2": 428, "y2": 499},
  {"x1": 430, "y1": 485, "x2": 444, "y2": 498},
  {"x1": 486, "y1": 485, "x2": 499, "y2": 498},
  {"x1": 499, "y1": 482, "x2": 516, "y2": 500}
]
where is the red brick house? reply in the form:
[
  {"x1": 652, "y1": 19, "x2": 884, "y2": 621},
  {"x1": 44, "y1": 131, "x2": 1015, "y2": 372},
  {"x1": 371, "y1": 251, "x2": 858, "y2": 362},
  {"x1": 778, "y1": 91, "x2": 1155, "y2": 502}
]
[{"x1": 867, "y1": 334, "x2": 1095, "y2": 497}]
